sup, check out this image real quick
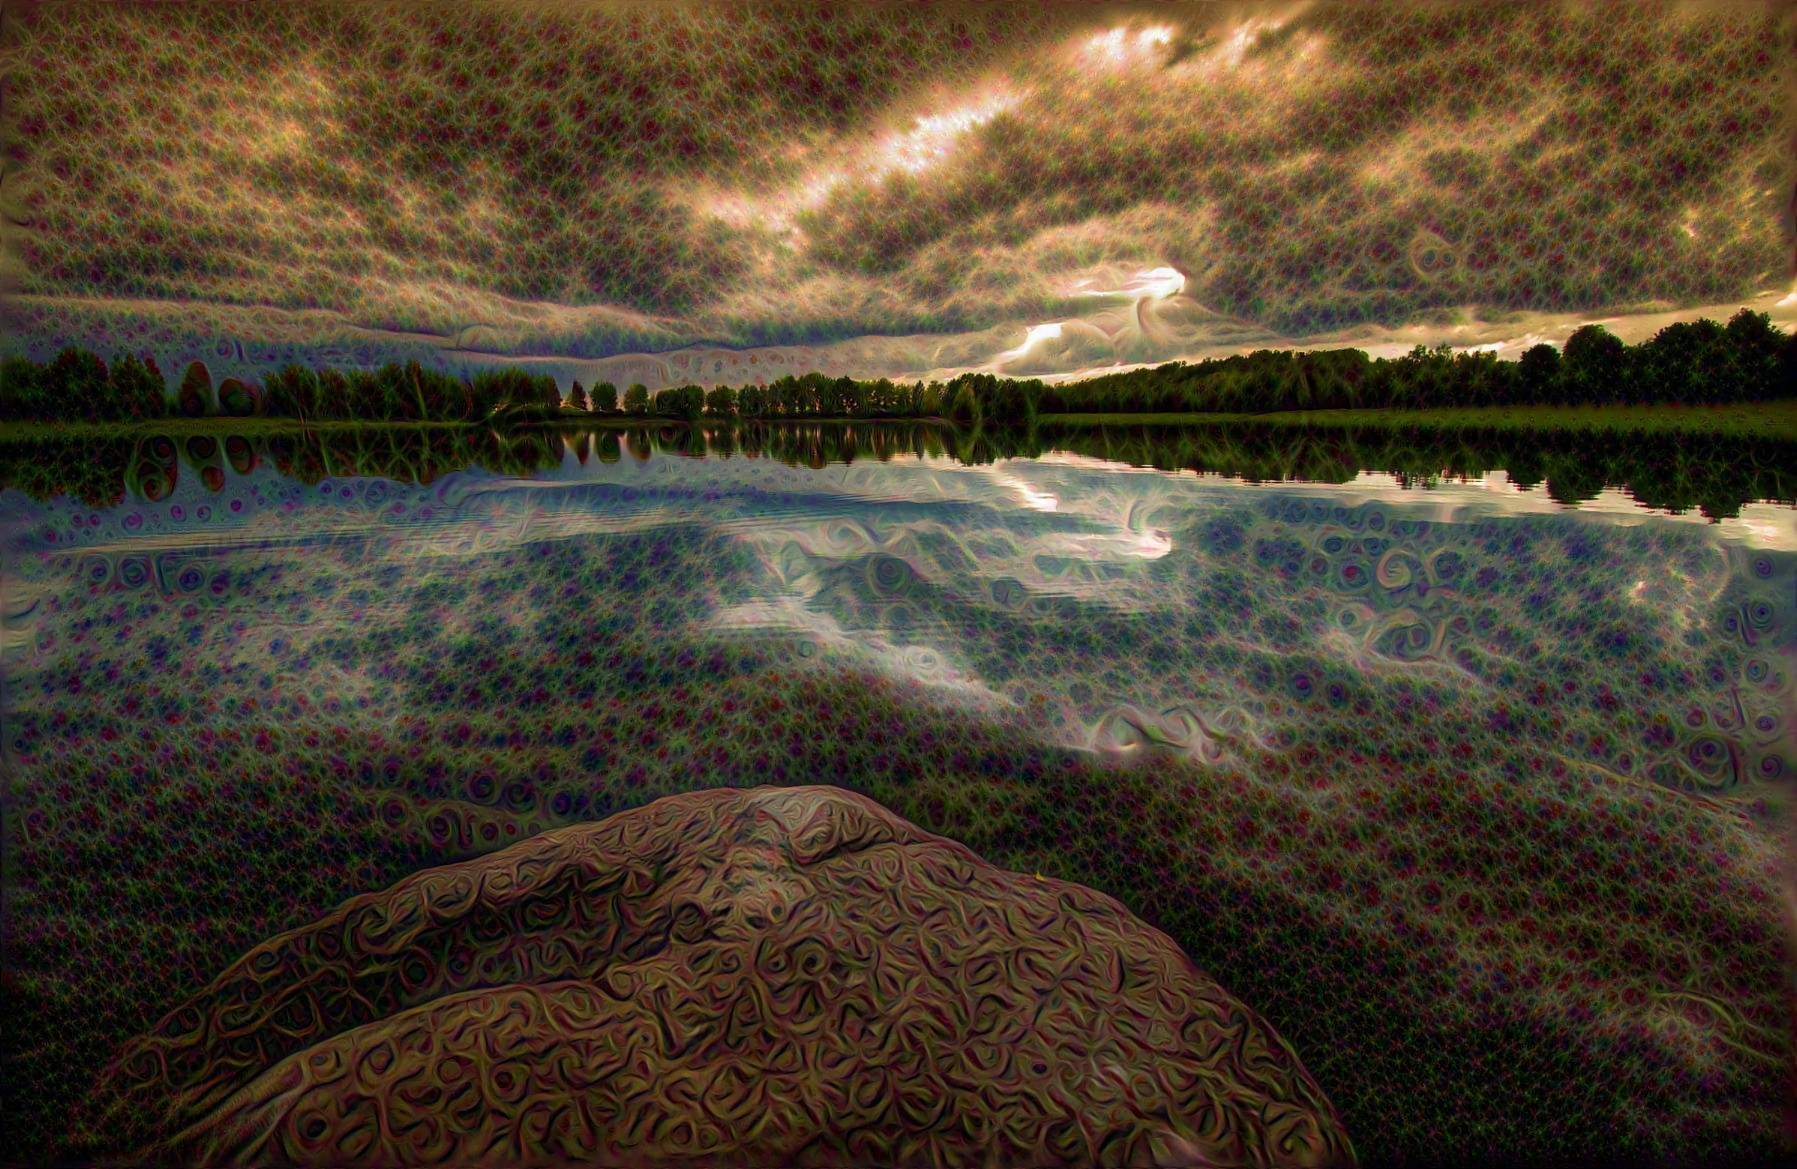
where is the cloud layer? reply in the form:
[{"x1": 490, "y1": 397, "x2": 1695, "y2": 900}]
[{"x1": 3, "y1": 0, "x2": 1793, "y2": 386}]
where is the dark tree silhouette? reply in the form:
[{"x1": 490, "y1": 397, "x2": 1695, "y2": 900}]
[
  {"x1": 1562, "y1": 324, "x2": 1627, "y2": 405},
  {"x1": 1518, "y1": 343, "x2": 1562, "y2": 406},
  {"x1": 48, "y1": 349, "x2": 111, "y2": 422}
]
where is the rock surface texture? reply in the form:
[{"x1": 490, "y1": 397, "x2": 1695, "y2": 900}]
[{"x1": 78, "y1": 785, "x2": 1355, "y2": 1168}]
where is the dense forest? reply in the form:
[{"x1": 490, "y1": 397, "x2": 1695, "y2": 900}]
[{"x1": 1, "y1": 310, "x2": 1791, "y2": 427}]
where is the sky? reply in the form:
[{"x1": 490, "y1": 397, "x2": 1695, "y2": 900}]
[{"x1": 1, "y1": 0, "x2": 1794, "y2": 391}]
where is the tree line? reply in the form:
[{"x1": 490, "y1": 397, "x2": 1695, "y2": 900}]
[{"x1": 2, "y1": 309, "x2": 1790, "y2": 426}]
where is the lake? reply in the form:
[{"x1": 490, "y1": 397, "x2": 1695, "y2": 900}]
[{"x1": 3, "y1": 425, "x2": 1792, "y2": 1166}]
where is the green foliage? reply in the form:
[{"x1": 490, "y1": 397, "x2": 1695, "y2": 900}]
[
  {"x1": 1636, "y1": 319, "x2": 1728, "y2": 406},
  {"x1": 412, "y1": 361, "x2": 470, "y2": 420},
  {"x1": 108, "y1": 353, "x2": 170, "y2": 420},
  {"x1": 1518, "y1": 344, "x2": 1562, "y2": 406},
  {"x1": 215, "y1": 376, "x2": 260, "y2": 418},
  {"x1": 1562, "y1": 324, "x2": 1627, "y2": 405},
  {"x1": 263, "y1": 364, "x2": 320, "y2": 419},
  {"x1": 1722, "y1": 308, "x2": 1787, "y2": 401},
  {"x1": 469, "y1": 367, "x2": 556, "y2": 418},
  {"x1": 656, "y1": 383, "x2": 704, "y2": 421},
  {"x1": 365, "y1": 364, "x2": 412, "y2": 422},
  {"x1": 2, "y1": 316, "x2": 1787, "y2": 429},
  {"x1": 45, "y1": 349, "x2": 112, "y2": 423},
  {"x1": 316, "y1": 369, "x2": 352, "y2": 418},
  {"x1": 0, "y1": 355, "x2": 46, "y2": 421},
  {"x1": 177, "y1": 361, "x2": 215, "y2": 418}
]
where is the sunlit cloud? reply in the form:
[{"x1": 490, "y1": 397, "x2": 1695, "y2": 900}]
[
  {"x1": 1078, "y1": 24, "x2": 1176, "y2": 71},
  {"x1": 693, "y1": 88, "x2": 1021, "y2": 241},
  {"x1": 880, "y1": 93, "x2": 1019, "y2": 177},
  {"x1": 1068, "y1": 266, "x2": 1188, "y2": 301},
  {"x1": 996, "y1": 321, "x2": 1064, "y2": 362}
]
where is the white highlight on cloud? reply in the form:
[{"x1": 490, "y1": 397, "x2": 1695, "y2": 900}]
[
  {"x1": 883, "y1": 93, "x2": 1019, "y2": 176},
  {"x1": 1220, "y1": 19, "x2": 1285, "y2": 68},
  {"x1": 1081, "y1": 24, "x2": 1177, "y2": 69},
  {"x1": 695, "y1": 87, "x2": 1022, "y2": 237},
  {"x1": 997, "y1": 322, "x2": 1065, "y2": 362},
  {"x1": 1074, "y1": 267, "x2": 1188, "y2": 301}
]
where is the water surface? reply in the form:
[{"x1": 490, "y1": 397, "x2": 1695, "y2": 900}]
[{"x1": 3, "y1": 431, "x2": 1793, "y2": 1165}]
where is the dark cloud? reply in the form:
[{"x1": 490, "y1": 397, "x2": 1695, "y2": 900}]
[{"x1": 3, "y1": 1, "x2": 1792, "y2": 379}]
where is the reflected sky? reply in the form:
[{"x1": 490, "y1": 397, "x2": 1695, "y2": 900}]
[
  {"x1": 5, "y1": 432, "x2": 1795, "y2": 1164},
  {"x1": 6, "y1": 437, "x2": 1790, "y2": 819}
]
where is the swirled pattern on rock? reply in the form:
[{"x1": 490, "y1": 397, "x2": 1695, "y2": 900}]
[{"x1": 80, "y1": 785, "x2": 1354, "y2": 1168}]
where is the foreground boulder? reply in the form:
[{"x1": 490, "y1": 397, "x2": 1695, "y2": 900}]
[{"x1": 77, "y1": 785, "x2": 1355, "y2": 1168}]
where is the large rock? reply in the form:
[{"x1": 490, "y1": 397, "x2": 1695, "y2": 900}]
[{"x1": 76, "y1": 785, "x2": 1355, "y2": 1168}]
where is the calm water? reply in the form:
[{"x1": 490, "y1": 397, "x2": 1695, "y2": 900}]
[{"x1": 4, "y1": 430, "x2": 1794, "y2": 1164}]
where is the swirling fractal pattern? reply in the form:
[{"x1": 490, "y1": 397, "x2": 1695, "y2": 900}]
[{"x1": 76, "y1": 786, "x2": 1354, "y2": 1168}]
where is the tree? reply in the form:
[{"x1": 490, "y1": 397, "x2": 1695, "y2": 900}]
[
  {"x1": 47, "y1": 348, "x2": 110, "y2": 422},
  {"x1": 407, "y1": 361, "x2": 466, "y2": 420},
  {"x1": 1723, "y1": 308, "x2": 1786, "y2": 401},
  {"x1": 1518, "y1": 343, "x2": 1561, "y2": 406},
  {"x1": 668, "y1": 383, "x2": 704, "y2": 420},
  {"x1": 364, "y1": 363, "x2": 407, "y2": 421},
  {"x1": 705, "y1": 385, "x2": 736, "y2": 417},
  {"x1": 657, "y1": 384, "x2": 690, "y2": 420},
  {"x1": 1637, "y1": 319, "x2": 1726, "y2": 405},
  {"x1": 264, "y1": 364, "x2": 319, "y2": 420},
  {"x1": 738, "y1": 383, "x2": 765, "y2": 417},
  {"x1": 947, "y1": 378, "x2": 980, "y2": 426},
  {"x1": 569, "y1": 380, "x2": 591, "y2": 411},
  {"x1": 830, "y1": 375, "x2": 861, "y2": 417},
  {"x1": 0, "y1": 355, "x2": 45, "y2": 420},
  {"x1": 1562, "y1": 323, "x2": 1626, "y2": 405},
  {"x1": 402, "y1": 360, "x2": 439, "y2": 419},
  {"x1": 592, "y1": 381, "x2": 618, "y2": 413},
  {"x1": 986, "y1": 376, "x2": 1031, "y2": 425},
  {"x1": 178, "y1": 360, "x2": 215, "y2": 417},
  {"x1": 469, "y1": 368, "x2": 544, "y2": 417},
  {"x1": 216, "y1": 376, "x2": 261, "y2": 417},
  {"x1": 623, "y1": 383, "x2": 650, "y2": 415},
  {"x1": 109, "y1": 352, "x2": 168, "y2": 420},
  {"x1": 317, "y1": 369, "x2": 352, "y2": 418}
]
